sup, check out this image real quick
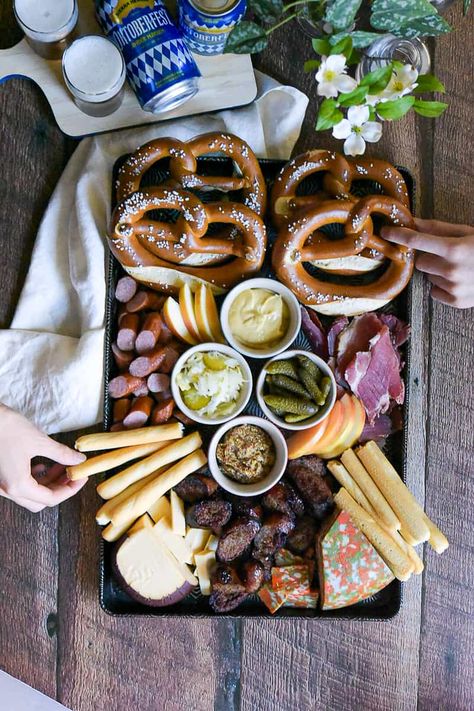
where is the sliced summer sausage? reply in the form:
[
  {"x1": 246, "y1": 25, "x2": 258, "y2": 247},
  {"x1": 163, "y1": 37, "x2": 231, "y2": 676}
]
[
  {"x1": 240, "y1": 560, "x2": 264, "y2": 593},
  {"x1": 174, "y1": 473, "x2": 220, "y2": 502},
  {"x1": 186, "y1": 500, "x2": 232, "y2": 532},
  {"x1": 286, "y1": 515, "x2": 317, "y2": 554},
  {"x1": 286, "y1": 456, "x2": 334, "y2": 520},
  {"x1": 216, "y1": 516, "x2": 261, "y2": 562},
  {"x1": 252, "y1": 513, "x2": 295, "y2": 561},
  {"x1": 262, "y1": 481, "x2": 305, "y2": 518}
]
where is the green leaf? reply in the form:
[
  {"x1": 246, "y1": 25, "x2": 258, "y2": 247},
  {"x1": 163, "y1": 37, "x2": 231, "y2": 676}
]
[
  {"x1": 248, "y1": 0, "x2": 283, "y2": 24},
  {"x1": 330, "y1": 30, "x2": 381, "y2": 48},
  {"x1": 393, "y1": 13, "x2": 452, "y2": 37},
  {"x1": 329, "y1": 35, "x2": 353, "y2": 58},
  {"x1": 337, "y1": 85, "x2": 369, "y2": 107},
  {"x1": 324, "y1": 0, "x2": 362, "y2": 31},
  {"x1": 304, "y1": 58, "x2": 321, "y2": 72},
  {"x1": 359, "y1": 64, "x2": 393, "y2": 93},
  {"x1": 312, "y1": 37, "x2": 332, "y2": 56},
  {"x1": 464, "y1": 0, "x2": 471, "y2": 15},
  {"x1": 413, "y1": 99, "x2": 448, "y2": 117},
  {"x1": 224, "y1": 21, "x2": 268, "y2": 54},
  {"x1": 376, "y1": 95, "x2": 415, "y2": 120},
  {"x1": 315, "y1": 98, "x2": 343, "y2": 130},
  {"x1": 371, "y1": 0, "x2": 436, "y2": 32},
  {"x1": 413, "y1": 73, "x2": 446, "y2": 94}
]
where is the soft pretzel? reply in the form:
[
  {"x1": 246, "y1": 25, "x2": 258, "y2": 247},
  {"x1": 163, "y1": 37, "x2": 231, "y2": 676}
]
[
  {"x1": 271, "y1": 151, "x2": 410, "y2": 274},
  {"x1": 109, "y1": 187, "x2": 266, "y2": 294},
  {"x1": 116, "y1": 132, "x2": 267, "y2": 216},
  {"x1": 272, "y1": 196, "x2": 415, "y2": 316}
]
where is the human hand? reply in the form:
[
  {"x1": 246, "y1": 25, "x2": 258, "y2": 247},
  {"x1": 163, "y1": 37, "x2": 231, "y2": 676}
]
[
  {"x1": 0, "y1": 405, "x2": 87, "y2": 513},
  {"x1": 381, "y1": 218, "x2": 474, "y2": 309}
]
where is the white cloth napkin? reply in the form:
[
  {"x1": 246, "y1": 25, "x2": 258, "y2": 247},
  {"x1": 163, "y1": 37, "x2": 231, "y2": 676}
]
[{"x1": 0, "y1": 71, "x2": 308, "y2": 434}]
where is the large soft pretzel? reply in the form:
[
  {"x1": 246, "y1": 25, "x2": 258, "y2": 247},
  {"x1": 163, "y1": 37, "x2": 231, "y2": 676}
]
[
  {"x1": 109, "y1": 187, "x2": 266, "y2": 294},
  {"x1": 272, "y1": 196, "x2": 415, "y2": 316},
  {"x1": 116, "y1": 132, "x2": 267, "y2": 216},
  {"x1": 271, "y1": 150, "x2": 410, "y2": 274}
]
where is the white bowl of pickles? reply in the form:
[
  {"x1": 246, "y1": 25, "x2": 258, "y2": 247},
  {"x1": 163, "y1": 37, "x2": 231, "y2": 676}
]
[
  {"x1": 171, "y1": 343, "x2": 253, "y2": 426},
  {"x1": 256, "y1": 349, "x2": 337, "y2": 431}
]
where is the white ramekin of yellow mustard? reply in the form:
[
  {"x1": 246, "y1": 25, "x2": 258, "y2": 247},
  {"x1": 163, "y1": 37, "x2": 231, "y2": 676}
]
[{"x1": 220, "y1": 278, "x2": 301, "y2": 359}]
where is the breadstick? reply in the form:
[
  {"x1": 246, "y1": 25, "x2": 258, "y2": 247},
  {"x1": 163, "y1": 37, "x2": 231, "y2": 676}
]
[
  {"x1": 67, "y1": 442, "x2": 168, "y2": 481},
  {"x1": 340, "y1": 449, "x2": 400, "y2": 533},
  {"x1": 327, "y1": 460, "x2": 377, "y2": 518},
  {"x1": 96, "y1": 432, "x2": 202, "y2": 500},
  {"x1": 422, "y1": 514, "x2": 449, "y2": 554},
  {"x1": 96, "y1": 468, "x2": 165, "y2": 525},
  {"x1": 75, "y1": 422, "x2": 183, "y2": 452},
  {"x1": 356, "y1": 442, "x2": 430, "y2": 546},
  {"x1": 334, "y1": 488, "x2": 414, "y2": 582},
  {"x1": 109, "y1": 449, "x2": 207, "y2": 528},
  {"x1": 102, "y1": 518, "x2": 135, "y2": 542},
  {"x1": 383, "y1": 527, "x2": 424, "y2": 575}
]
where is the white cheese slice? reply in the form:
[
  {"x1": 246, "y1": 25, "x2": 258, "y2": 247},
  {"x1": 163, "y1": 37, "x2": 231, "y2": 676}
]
[
  {"x1": 148, "y1": 495, "x2": 171, "y2": 524},
  {"x1": 204, "y1": 534, "x2": 219, "y2": 552},
  {"x1": 153, "y1": 517, "x2": 194, "y2": 565},
  {"x1": 185, "y1": 528, "x2": 211, "y2": 559},
  {"x1": 128, "y1": 513, "x2": 154, "y2": 536},
  {"x1": 194, "y1": 550, "x2": 217, "y2": 596},
  {"x1": 115, "y1": 528, "x2": 197, "y2": 604},
  {"x1": 170, "y1": 490, "x2": 186, "y2": 537}
]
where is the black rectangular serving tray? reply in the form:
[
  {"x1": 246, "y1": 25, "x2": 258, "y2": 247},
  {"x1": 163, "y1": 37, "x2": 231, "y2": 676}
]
[{"x1": 100, "y1": 155, "x2": 415, "y2": 619}]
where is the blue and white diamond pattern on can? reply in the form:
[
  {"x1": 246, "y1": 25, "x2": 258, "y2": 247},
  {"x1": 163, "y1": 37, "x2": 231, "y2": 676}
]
[{"x1": 127, "y1": 40, "x2": 197, "y2": 94}]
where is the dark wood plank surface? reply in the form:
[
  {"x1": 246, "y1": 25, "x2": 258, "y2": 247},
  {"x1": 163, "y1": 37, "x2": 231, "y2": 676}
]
[{"x1": 0, "y1": 2, "x2": 472, "y2": 709}]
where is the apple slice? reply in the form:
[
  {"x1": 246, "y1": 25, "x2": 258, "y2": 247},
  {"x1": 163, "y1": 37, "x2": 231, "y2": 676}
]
[
  {"x1": 287, "y1": 416, "x2": 330, "y2": 460},
  {"x1": 312, "y1": 400, "x2": 344, "y2": 455},
  {"x1": 113, "y1": 528, "x2": 197, "y2": 607},
  {"x1": 344, "y1": 395, "x2": 366, "y2": 449},
  {"x1": 162, "y1": 297, "x2": 198, "y2": 346},
  {"x1": 179, "y1": 284, "x2": 201, "y2": 342},
  {"x1": 317, "y1": 394, "x2": 355, "y2": 459},
  {"x1": 195, "y1": 284, "x2": 224, "y2": 343}
]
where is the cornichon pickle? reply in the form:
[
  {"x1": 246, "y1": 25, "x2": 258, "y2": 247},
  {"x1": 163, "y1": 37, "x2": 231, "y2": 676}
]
[
  {"x1": 284, "y1": 412, "x2": 316, "y2": 423},
  {"x1": 271, "y1": 374, "x2": 310, "y2": 399},
  {"x1": 296, "y1": 354, "x2": 321, "y2": 380},
  {"x1": 319, "y1": 376, "x2": 332, "y2": 400},
  {"x1": 263, "y1": 394, "x2": 318, "y2": 416},
  {"x1": 266, "y1": 376, "x2": 293, "y2": 398},
  {"x1": 266, "y1": 359, "x2": 299, "y2": 379},
  {"x1": 298, "y1": 366, "x2": 326, "y2": 406}
]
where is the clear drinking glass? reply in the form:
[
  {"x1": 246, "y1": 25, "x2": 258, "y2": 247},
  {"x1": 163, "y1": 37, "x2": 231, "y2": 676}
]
[
  {"x1": 62, "y1": 36, "x2": 126, "y2": 118},
  {"x1": 356, "y1": 34, "x2": 431, "y2": 80},
  {"x1": 14, "y1": 0, "x2": 78, "y2": 60}
]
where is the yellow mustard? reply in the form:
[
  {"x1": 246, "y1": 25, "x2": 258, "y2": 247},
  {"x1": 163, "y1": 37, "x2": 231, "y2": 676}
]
[{"x1": 228, "y1": 288, "x2": 290, "y2": 348}]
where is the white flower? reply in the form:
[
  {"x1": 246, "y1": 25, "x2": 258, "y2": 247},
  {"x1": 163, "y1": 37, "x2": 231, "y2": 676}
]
[
  {"x1": 383, "y1": 64, "x2": 418, "y2": 101},
  {"x1": 332, "y1": 105, "x2": 383, "y2": 156},
  {"x1": 316, "y1": 54, "x2": 357, "y2": 99}
]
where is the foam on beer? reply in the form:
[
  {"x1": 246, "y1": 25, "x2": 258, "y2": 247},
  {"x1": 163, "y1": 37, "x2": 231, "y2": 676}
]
[
  {"x1": 15, "y1": 0, "x2": 77, "y2": 40},
  {"x1": 63, "y1": 36, "x2": 125, "y2": 102}
]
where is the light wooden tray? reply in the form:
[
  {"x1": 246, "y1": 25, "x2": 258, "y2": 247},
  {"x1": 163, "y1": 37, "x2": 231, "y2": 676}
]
[{"x1": 0, "y1": 0, "x2": 257, "y2": 138}]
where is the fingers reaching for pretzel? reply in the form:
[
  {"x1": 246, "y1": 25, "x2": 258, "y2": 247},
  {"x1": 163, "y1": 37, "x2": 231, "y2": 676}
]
[{"x1": 272, "y1": 195, "x2": 415, "y2": 317}]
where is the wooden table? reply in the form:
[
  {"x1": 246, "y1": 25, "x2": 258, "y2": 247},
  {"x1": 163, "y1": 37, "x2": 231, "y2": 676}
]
[{"x1": 0, "y1": 3, "x2": 473, "y2": 710}]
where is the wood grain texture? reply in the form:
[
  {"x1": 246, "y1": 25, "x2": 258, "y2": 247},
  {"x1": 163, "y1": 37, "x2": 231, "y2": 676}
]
[{"x1": 417, "y1": 6, "x2": 474, "y2": 711}]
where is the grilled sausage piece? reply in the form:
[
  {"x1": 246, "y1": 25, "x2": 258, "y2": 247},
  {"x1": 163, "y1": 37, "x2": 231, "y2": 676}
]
[
  {"x1": 241, "y1": 560, "x2": 264, "y2": 593},
  {"x1": 286, "y1": 515, "x2": 317, "y2": 554},
  {"x1": 186, "y1": 500, "x2": 232, "y2": 532},
  {"x1": 210, "y1": 564, "x2": 248, "y2": 613},
  {"x1": 262, "y1": 480, "x2": 305, "y2": 518},
  {"x1": 174, "y1": 473, "x2": 220, "y2": 502},
  {"x1": 285, "y1": 456, "x2": 334, "y2": 520},
  {"x1": 228, "y1": 496, "x2": 264, "y2": 522},
  {"x1": 216, "y1": 517, "x2": 261, "y2": 562},
  {"x1": 252, "y1": 512, "x2": 295, "y2": 561}
]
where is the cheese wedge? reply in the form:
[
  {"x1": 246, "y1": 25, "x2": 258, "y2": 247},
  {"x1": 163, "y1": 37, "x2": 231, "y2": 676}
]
[
  {"x1": 148, "y1": 495, "x2": 171, "y2": 524},
  {"x1": 170, "y1": 490, "x2": 186, "y2": 537},
  {"x1": 204, "y1": 534, "x2": 219, "y2": 553},
  {"x1": 194, "y1": 550, "x2": 217, "y2": 596},
  {"x1": 128, "y1": 513, "x2": 154, "y2": 536},
  {"x1": 185, "y1": 527, "x2": 211, "y2": 558},
  {"x1": 153, "y1": 517, "x2": 193, "y2": 565}
]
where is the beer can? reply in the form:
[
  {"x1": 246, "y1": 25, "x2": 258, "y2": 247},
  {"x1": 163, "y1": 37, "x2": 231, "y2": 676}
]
[
  {"x1": 95, "y1": 0, "x2": 201, "y2": 113},
  {"x1": 178, "y1": 0, "x2": 246, "y2": 55}
]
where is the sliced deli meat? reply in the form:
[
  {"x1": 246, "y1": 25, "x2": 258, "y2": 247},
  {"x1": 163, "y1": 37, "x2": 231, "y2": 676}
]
[{"x1": 345, "y1": 325, "x2": 404, "y2": 424}]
